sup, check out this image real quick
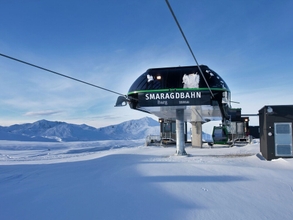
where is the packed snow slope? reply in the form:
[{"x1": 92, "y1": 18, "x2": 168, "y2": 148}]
[
  {"x1": 0, "y1": 117, "x2": 160, "y2": 142},
  {"x1": 0, "y1": 140, "x2": 293, "y2": 220}
]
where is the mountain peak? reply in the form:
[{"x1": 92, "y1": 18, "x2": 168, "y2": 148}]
[{"x1": 0, "y1": 117, "x2": 160, "y2": 142}]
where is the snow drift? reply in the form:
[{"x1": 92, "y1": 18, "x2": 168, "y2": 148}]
[{"x1": 0, "y1": 140, "x2": 293, "y2": 220}]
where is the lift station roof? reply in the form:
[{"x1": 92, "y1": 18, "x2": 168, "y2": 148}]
[{"x1": 125, "y1": 65, "x2": 231, "y2": 123}]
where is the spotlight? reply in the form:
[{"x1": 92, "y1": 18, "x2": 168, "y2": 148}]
[{"x1": 267, "y1": 106, "x2": 274, "y2": 114}]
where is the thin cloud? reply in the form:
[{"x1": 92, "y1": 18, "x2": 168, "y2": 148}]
[{"x1": 24, "y1": 110, "x2": 63, "y2": 117}]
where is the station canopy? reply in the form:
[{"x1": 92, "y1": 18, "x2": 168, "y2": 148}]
[{"x1": 127, "y1": 65, "x2": 231, "y2": 123}]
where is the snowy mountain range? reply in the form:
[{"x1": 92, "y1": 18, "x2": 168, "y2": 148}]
[{"x1": 0, "y1": 117, "x2": 160, "y2": 142}]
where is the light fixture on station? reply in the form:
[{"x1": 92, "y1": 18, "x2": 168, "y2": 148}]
[{"x1": 266, "y1": 106, "x2": 274, "y2": 114}]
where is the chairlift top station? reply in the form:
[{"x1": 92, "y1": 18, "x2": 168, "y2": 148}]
[
  {"x1": 116, "y1": 65, "x2": 231, "y2": 123},
  {"x1": 115, "y1": 64, "x2": 242, "y2": 155}
]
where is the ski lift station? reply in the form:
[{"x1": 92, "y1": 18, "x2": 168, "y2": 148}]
[
  {"x1": 116, "y1": 65, "x2": 293, "y2": 160},
  {"x1": 116, "y1": 65, "x2": 250, "y2": 154}
]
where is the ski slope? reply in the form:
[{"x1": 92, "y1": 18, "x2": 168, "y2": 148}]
[{"x1": 0, "y1": 140, "x2": 293, "y2": 220}]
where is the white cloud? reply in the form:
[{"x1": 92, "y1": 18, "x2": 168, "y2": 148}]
[{"x1": 24, "y1": 110, "x2": 63, "y2": 117}]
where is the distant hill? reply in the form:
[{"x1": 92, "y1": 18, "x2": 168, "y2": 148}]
[{"x1": 0, "y1": 117, "x2": 160, "y2": 142}]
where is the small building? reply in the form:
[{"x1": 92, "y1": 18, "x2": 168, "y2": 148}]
[{"x1": 259, "y1": 105, "x2": 293, "y2": 160}]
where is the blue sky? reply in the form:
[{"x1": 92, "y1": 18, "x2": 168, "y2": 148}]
[{"x1": 0, "y1": 0, "x2": 292, "y2": 128}]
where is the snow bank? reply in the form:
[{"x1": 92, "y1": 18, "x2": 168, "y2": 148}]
[{"x1": 0, "y1": 140, "x2": 293, "y2": 220}]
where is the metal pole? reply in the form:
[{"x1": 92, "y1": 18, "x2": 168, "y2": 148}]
[{"x1": 176, "y1": 109, "x2": 187, "y2": 155}]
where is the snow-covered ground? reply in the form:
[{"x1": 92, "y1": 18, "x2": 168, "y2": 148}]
[{"x1": 1, "y1": 140, "x2": 293, "y2": 220}]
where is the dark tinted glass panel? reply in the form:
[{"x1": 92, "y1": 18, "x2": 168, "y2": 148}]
[
  {"x1": 276, "y1": 145, "x2": 291, "y2": 155},
  {"x1": 276, "y1": 124, "x2": 290, "y2": 134}
]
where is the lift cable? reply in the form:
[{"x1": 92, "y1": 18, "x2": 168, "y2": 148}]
[
  {"x1": 165, "y1": 0, "x2": 214, "y2": 98},
  {"x1": 0, "y1": 52, "x2": 128, "y2": 98}
]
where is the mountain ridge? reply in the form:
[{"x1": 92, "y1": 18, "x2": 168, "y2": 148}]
[{"x1": 0, "y1": 117, "x2": 160, "y2": 142}]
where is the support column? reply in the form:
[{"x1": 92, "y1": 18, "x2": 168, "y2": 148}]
[
  {"x1": 176, "y1": 109, "x2": 187, "y2": 155},
  {"x1": 191, "y1": 121, "x2": 202, "y2": 148}
]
